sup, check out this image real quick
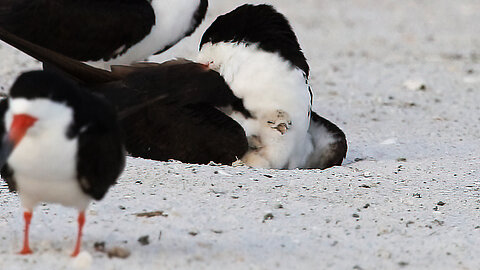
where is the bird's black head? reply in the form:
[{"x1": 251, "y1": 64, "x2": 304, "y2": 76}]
[
  {"x1": 9, "y1": 70, "x2": 84, "y2": 107},
  {"x1": 0, "y1": 71, "x2": 85, "y2": 167},
  {"x1": 0, "y1": 71, "x2": 119, "y2": 168},
  {"x1": 200, "y1": 4, "x2": 309, "y2": 77}
]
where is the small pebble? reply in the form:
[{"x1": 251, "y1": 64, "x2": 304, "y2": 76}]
[
  {"x1": 263, "y1": 213, "x2": 274, "y2": 222},
  {"x1": 403, "y1": 79, "x2": 427, "y2": 91},
  {"x1": 107, "y1": 247, "x2": 131, "y2": 259},
  {"x1": 93, "y1": 242, "x2": 106, "y2": 252},
  {"x1": 135, "y1": 211, "x2": 168, "y2": 218},
  {"x1": 138, "y1": 235, "x2": 150, "y2": 246}
]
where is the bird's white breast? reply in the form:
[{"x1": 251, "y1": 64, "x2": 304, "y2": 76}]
[{"x1": 198, "y1": 42, "x2": 313, "y2": 169}]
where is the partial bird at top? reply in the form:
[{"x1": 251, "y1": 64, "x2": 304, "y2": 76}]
[{"x1": 0, "y1": 0, "x2": 208, "y2": 69}]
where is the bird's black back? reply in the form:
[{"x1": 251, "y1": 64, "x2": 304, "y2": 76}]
[{"x1": 200, "y1": 4, "x2": 309, "y2": 77}]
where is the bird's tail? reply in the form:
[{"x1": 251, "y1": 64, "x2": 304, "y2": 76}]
[
  {"x1": 305, "y1": 111, "x2": 347, "y2": 169},
  {"x1": 0, "y1": 26, "x2": 119, "y2": 85}
]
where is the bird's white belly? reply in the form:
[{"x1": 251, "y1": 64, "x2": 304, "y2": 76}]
[
  {"x1": 198, "y1": 42, "x2": 313, "y2": 169},
  {"x1": 8, "y1": 131, "x2": 90, "y2": 210}
]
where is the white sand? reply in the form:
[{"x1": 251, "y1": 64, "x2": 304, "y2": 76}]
[{"x1": 0, "y1": 0, "x2": 479, "y2": 269}]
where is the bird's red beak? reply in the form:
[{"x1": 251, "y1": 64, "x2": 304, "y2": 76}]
[
  {"x1": 9, "y1": 114, "x2": 38, "y2": 146},
  {"x1": 0, "y1": 114, "x2": 37, "y2": 168}
]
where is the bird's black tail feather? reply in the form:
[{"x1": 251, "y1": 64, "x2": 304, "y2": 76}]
[{"x1": 0, "y1": 26, "x2": 118, "y2": 85}]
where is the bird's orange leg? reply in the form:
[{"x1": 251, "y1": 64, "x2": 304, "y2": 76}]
[
  {"x1": 19, "y1": 211, "x2": 33, "y2": 255},
  {"x1": 71, "y1": 211, "x2": 85, "y2": 257}
]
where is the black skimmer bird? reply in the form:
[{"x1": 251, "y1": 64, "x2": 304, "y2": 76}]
[
  {"x1": 197, "y1": 4, "x2": 347, "y2": 169},
  {"x1": 0, "y1": 71, "x2": 125, "y2": 256},
  {"x1": 0, "y1": 0, "x2": 208, "y2": 69}
]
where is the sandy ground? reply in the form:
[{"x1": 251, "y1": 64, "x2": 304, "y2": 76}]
[{"x1": 0, "y1": 0, "x2": 479, "y2": 269}]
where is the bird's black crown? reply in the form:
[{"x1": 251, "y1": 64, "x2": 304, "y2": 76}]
[
  {"x1": 10, "y1": 70, "x2": 84, "y2": 107},
  {"x1": 200, "y1": 4, "x2": 309, "y2": 77}
]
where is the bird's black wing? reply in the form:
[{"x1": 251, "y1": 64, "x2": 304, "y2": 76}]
[
  {"x1": 0, "y1": 98, "x2": 7, "y2": 141},
  {"x1": 73, "y1": 92, "x2": 125, "y2": 200},
  {"x1": 0, "y1": 98, "x2": 16, "y2": 192},
  {"x1": 122, "y1": 60, "x2": 251, "y2": 115},
  {"x1": 98, "y1": 60, "x2": 250, "y2": 164},
  {"x1": 122, "y1": 102, "x2": 248, "y2": 164},
  {"x1": 0, "y1": 0, "x2": 155, "y2": 62}
]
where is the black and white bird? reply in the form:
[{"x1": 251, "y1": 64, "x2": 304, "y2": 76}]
[
  {"x1": 0, "y1": 71, "x2": 125, "y2": 256},
  {"x1": 0, "y1": 25, "x2": 249, "y2": 164},
  {"x1": 197, "y1": 4, "x2": 347, "y2": 169},
  {"x1": 0, "y1": 0, "x2": 208, "y2": 69}
]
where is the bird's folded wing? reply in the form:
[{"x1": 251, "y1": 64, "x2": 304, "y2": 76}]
[
  {"x1": 74, "y1": 95, "x2": 125, "y2": 200},
  {"x1": 0, "y1": 0, "x2": 155, "y2": 61},
  {"x1": 121, "y1": 102, "x2": 248, "y2": 164}
]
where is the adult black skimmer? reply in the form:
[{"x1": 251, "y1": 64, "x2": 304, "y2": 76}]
[
  {"x1": 0, "y1": 71, "x2": 125, "y2": 256},
  {"x1": 0, "y1": 26, "x2": 249, "y2": 165},
  {"x1": 197, "y1": 4, "x2": 347, "y2": 169},
  {"x1": 0, "y1": 0, "x2": 208, "y2": 69}
]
